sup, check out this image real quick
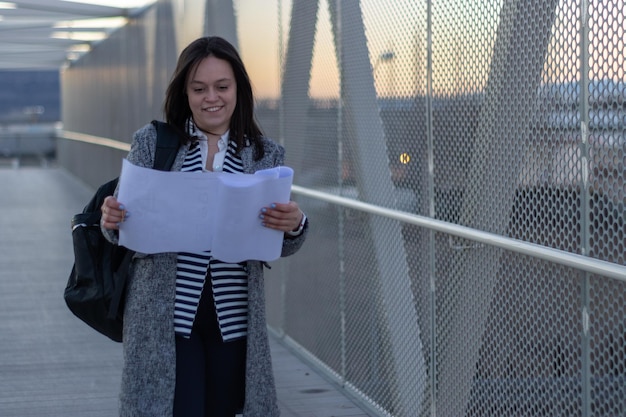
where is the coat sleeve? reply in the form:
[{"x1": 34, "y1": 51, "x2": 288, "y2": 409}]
[{"x1": 280, "y1": 219, "x2": 309, "y2": 257}]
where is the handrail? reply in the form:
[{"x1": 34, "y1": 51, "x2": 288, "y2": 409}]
[
  {"x1": 62, "y1": 130, "x2": 131, "y2": 152},
  {"x1": 291, "y1": 185, "x2": 626, "y2": 282},
  {"x1": 59, "y1": 130, "x2": 625, "y2": 282}
]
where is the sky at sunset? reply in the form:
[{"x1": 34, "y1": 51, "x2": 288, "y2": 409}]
[
  {"x1": 235, "y1": 0, "x2": 340, "y2": 100},
  {"x1": 232, "y1": 0, "x2": 623, "y2": 99},
  {"x1": 63, "y1": 0, "x2": 624, "y2": 100}
]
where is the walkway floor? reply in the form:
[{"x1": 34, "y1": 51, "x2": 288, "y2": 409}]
[{"x1": 0, "y1": 163, "x2": 370, "y2": 417}]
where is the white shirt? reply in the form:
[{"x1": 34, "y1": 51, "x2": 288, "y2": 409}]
[{"x1": 194, "y1": 129, "x2": 230, "y2": 172}]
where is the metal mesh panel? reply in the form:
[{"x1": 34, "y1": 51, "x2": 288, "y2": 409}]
[
  {"x1": 343, "y1": 212, "x2": 397, "y2": 411},
  {"x1": 586, "y1": 1, "x2": 625, "y2": 264},
  {"x1": 235, "y1": 0, "x2": 626, "y2": 416},
  {"x1": 284, "y1": 196, "x2": 344, "y2": 372},
  {"x1": 430, "y1": 1, "x2": 499, "y2": 225},
  {"x1": 462, "y1": 252, "x2": 584, "y2": 416},
  {"x1": 589, "y1": 277, "x2": 626, "y2": 415}
]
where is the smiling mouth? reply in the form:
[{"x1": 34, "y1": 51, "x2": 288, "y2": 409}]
[{"x1": 203, "y1": 106, "x2": 222, "y2": 112}]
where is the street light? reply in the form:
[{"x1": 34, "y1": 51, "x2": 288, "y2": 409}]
[
  {"x1": 373, "y1": 50, "x2": 396, "y2": 98},
  {"x1": 373, "y1": 50, "x2": 395, "y2": 72}
]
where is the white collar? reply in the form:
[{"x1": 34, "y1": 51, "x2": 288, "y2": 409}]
[{"x1": 187, "y1": 119, "x2": 230, "y2": 172}]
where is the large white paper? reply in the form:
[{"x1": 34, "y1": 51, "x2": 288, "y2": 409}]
[{"x1": 116, "y1": 159, "x2": 294, "y2": 262}]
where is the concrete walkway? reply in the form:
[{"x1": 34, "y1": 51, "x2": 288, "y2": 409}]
[{"x1": 0, "y1": 165, "x2": 370, "y2": 417}]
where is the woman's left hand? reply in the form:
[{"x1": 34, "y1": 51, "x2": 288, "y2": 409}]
[{"x1": 259, "y1": 201, "x2": 303, "y2": 233}]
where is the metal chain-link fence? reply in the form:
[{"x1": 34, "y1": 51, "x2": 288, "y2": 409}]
[{"x1": 246, "y1": 1, "x2": 626, "y2": 416}]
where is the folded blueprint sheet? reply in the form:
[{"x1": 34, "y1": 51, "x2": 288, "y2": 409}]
[{"x1": 117, "y1": 159, "x2": 293, "y2": 262}]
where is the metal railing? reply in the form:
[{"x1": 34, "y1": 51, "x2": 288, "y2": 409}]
[{"x1": 291, "y1": 185, "x2": 626, "y2": 282}]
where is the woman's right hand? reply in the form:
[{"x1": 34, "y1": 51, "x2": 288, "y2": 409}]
[{"x1": 101, "y1": 196, "x2": 127, "y2": 230}]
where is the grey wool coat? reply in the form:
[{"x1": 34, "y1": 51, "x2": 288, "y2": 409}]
[{"x1": 103, "y1": 123, "x2": 308, "y2": 417}]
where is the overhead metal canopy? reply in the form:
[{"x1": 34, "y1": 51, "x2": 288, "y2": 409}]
[{"x1": 0, "y1": 0, "x2": 155, "y2": 70}]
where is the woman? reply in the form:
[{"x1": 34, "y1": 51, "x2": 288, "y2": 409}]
[{"x1": 101, "y1": 36, "x2": 308, "y2": 417}]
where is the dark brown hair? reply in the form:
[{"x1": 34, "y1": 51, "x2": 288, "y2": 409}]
[{"x1": 163, "y1": 36, "x2": 264, "y2": 159}]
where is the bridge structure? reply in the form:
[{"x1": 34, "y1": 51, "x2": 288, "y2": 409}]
[{"x1": 1, "y1": 1, "x2": 625, "y2": 416}]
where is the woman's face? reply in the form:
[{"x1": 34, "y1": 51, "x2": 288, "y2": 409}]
[{"x1": 186, "y1": 55, "x2": 237, "y2": 135}]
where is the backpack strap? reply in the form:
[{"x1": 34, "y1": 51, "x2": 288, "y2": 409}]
[{"x1": 151, "y1": 120, "x2": 181, "y2": 171}]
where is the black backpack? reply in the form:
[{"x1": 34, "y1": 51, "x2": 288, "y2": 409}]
[{"x1": 64, "y1": 120, "x2": 180, "y2": 342}]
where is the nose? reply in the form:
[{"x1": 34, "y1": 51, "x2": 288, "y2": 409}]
[{"x1": 203, "y1": 87, "x2": 218, "y2": 101}]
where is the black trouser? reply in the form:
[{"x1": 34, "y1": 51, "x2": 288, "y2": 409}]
[{"x1": 173, "y1": 281, "x2": 246, "y2": 417}]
